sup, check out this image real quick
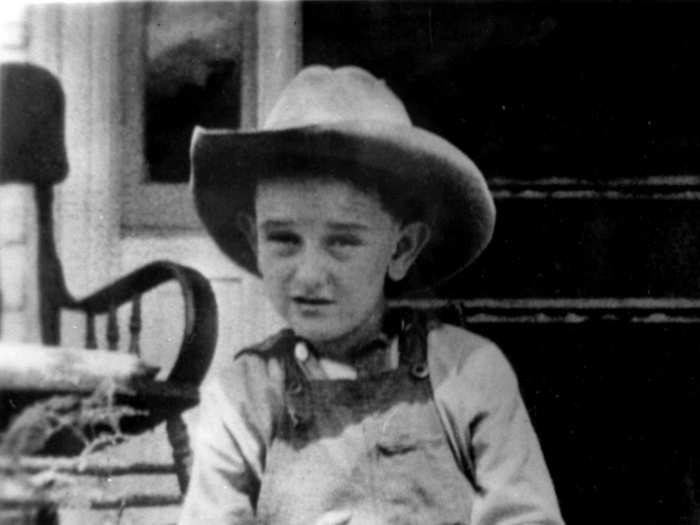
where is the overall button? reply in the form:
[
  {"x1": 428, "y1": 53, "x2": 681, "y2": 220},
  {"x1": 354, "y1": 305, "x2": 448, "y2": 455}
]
[
  {"x1": 411, "y1": 362, "x2": 429, "y2": 379},
  {"x1": 294, "y1": 341, "x2": 310, "y2": 362},
  {"x1": 287, "y1": 381, "x2": 303, "y2": 395}
]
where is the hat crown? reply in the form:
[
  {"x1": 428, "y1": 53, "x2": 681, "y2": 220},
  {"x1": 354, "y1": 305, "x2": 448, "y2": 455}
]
[{"x1": 264, "y1": 66, "x2": 412, "y2": 130}]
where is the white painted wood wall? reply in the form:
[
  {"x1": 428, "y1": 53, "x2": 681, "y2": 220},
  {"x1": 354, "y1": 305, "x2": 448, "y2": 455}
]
[
  {"x1": 0, "y1": 4, "x2": 38, "y2": 343},
  {"x1": 1, "y1": 3, "x2": 300, "y2": 523},
  {"x1": 2, "y1": 2, "x2": 301, "y2": 381}
]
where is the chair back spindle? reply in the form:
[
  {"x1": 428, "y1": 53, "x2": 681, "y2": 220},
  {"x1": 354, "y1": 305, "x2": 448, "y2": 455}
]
[
  {"x1": 106, "y1": 303, "x2": 119, "y2": 351},
  {"x1": 85, "y1": 312, "x2": 97, "y2": 349},
  {"x1": 128, "y1": 295, "x2": 142, "y2": 356}
]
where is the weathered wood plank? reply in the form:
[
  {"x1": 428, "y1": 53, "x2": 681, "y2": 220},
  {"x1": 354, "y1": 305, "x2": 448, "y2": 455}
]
[
  {"x1": 0, "y1": 455, "x2": 175, "y2": 475},
  {"x1": 439, "y1": 198, "x2": 700, "y2": 298},
  {"x1": 490, "y1": 175, "x2": 700, "y2": 200},
  {"x1": 0, "y1": 342, "x2": 157, "y2": 392},
  {"x1": 392, "y1": 298, "x2": 700, "y2": 323}
]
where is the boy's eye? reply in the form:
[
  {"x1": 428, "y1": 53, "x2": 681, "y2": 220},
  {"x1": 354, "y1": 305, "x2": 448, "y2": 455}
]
[
  {"x1": 264, "y1": 231, "x2": 301, "y2": 249},
  {"x1": 327, "y1": 235, "x2": 362, "y2": 249}
]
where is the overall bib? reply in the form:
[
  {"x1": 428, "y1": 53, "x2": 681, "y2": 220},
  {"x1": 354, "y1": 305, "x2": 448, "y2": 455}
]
[{"x1": 256, "y1": 318, "x2": 474, "y2": 525}]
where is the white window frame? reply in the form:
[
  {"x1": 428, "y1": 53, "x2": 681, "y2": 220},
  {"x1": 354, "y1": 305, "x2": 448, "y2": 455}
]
[{"x1": 120, "y1": 1, "x2": 302, "y2": 233}]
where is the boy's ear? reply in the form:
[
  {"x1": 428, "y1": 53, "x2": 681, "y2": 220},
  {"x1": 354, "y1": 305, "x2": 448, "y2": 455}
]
[
  {"x1": 387, "y1": 221, "x2": 431, "y2": 282},
  {"x1": 236, "y1": 212, "x2": 257, "y2": 255}
]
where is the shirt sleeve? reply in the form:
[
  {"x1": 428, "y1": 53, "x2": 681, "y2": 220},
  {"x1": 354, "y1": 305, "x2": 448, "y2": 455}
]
[
  {"x1": 429, "y1": 326, "x2": 565, "y2": 525},
  {"x1": 178, "y1": 352, "x2": 284, "y2": 525}
]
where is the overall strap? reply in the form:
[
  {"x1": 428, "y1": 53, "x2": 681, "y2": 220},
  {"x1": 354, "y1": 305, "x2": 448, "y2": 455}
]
[
  {"x1": 396, "y1": 308, "x2": 432, "y2": 380},
  {"x1": 280, "y1": 337, "x2": 315, "y2": 429}
]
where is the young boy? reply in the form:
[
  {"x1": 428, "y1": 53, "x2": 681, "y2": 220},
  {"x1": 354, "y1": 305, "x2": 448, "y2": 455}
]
[{"x1": 180, "y1": 66, "x2": 564, "y2": 525}]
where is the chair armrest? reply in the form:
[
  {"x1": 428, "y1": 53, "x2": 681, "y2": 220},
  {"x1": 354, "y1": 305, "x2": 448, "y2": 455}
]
[
  {"x1": 63, "y1": 260, "x2": 217, "y2": 388},
  {"x1": 0, "y1": 260, "x2": 216, "y2": 484}
]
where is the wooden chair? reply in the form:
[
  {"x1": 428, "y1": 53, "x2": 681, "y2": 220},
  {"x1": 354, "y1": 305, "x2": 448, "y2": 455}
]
[{"x1": 0, "y1": 62, "x2": 217, "y2": 510}]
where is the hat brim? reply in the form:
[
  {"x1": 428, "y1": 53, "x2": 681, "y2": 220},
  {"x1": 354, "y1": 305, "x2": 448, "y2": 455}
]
[{"x1": 191, "y1": 120, "x2": 495, "y2": 296}]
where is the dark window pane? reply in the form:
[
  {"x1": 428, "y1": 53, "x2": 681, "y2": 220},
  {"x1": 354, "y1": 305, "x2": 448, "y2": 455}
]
[{"x1": 145, "y1": 2, "x2": 241, "y2": 183}]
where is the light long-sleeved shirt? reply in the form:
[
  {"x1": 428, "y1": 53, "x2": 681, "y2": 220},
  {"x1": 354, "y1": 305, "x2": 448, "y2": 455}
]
[{"x1": 179, "y1": 323, "x2": 564, "y2": 524}]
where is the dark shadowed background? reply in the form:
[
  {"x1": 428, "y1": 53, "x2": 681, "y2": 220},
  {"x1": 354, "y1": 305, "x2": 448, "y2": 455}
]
[{"x1": 304, "y1": 2, "x2": 700, "y2": 524}]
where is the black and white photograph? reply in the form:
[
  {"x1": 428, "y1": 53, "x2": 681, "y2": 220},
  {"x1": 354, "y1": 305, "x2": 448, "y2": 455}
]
[{"x1": 1, "y1": 1, "x2": 699, "y2": 524}]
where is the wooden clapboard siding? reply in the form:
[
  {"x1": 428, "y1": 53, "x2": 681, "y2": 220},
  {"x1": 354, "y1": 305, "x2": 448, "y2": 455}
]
[{"x1": 445, "y1": 182, "x2": 700, "y2": 298}]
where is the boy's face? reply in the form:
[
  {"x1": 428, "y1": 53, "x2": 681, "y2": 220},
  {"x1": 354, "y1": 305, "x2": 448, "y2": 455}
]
[{"x1": 249, "y1": 178, "x2": 428, "y2": 354}]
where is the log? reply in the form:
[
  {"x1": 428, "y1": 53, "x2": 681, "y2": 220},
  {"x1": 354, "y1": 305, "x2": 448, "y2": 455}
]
[
  {"x1": 0, "y1": 342, "x2": 158, "y2": 393},
  {"x1": 0, "y1": 455, "x2": 175, "y2": 475}
]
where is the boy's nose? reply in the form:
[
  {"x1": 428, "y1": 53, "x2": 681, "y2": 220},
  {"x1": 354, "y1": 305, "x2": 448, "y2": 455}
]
[{"x1": 290, "y1": 249, "x2": 331, "y2": 292}]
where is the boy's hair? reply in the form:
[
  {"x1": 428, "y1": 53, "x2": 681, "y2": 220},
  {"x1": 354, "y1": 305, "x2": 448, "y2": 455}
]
[{"x1": 255, "y1": 159, "x2": 435, "y2": 228}]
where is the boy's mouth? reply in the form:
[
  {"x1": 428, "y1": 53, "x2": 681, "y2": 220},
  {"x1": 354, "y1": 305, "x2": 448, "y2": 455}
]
[{"x1": 292, "y1": 297, "x2": 333, "y2": 306}]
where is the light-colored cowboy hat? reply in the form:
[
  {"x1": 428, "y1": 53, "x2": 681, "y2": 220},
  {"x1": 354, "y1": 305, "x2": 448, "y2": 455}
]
[{"x1": 190, "y1": 65, "x2": 495, "y2": 295}]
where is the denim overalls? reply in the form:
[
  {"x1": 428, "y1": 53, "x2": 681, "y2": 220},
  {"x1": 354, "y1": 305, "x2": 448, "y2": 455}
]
[{"x1": 255, "y1": 314, "x2": 474, "y2": 525}]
